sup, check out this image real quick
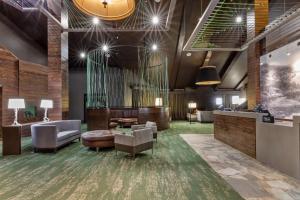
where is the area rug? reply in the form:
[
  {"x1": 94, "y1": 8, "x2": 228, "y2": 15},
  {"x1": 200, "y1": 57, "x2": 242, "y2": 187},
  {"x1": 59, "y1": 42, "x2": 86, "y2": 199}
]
[{"x1": 0, "y1": 121, "x2": 243, "y2": 200}]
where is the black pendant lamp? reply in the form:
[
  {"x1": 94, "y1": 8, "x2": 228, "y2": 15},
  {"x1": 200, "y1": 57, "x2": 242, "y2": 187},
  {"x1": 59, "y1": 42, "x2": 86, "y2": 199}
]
[{"x1": 195, "y1": 66, "x2": 221, "y2": 86}]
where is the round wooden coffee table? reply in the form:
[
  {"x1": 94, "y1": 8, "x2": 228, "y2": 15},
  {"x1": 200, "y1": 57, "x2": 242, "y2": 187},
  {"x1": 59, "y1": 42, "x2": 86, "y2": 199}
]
[{"x1": 81, "y1": 130, "x2": 123, "y2": 151}]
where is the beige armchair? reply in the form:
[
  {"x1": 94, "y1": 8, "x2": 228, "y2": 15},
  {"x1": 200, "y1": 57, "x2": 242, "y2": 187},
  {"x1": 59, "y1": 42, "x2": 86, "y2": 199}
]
[
  {"x1": 132, "y1": 121, "x2": 158, "y2": 141},
  {"x1": 114, "y1": 128, "x2": 154, "y2": 158}
]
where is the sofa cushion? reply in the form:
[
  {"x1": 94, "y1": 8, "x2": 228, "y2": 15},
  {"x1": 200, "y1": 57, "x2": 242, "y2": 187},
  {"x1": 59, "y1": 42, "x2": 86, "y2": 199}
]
[{"x1": 57, "y1": 130, "x2": 80, "y2": 142}]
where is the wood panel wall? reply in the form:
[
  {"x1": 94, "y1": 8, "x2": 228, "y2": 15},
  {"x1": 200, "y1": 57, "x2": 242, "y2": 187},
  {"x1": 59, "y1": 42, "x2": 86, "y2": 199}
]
[
  {"x1": 0, "y1": 47, "x2": 49, "y2": 136},
  {"x1": 214, "y1": 114, "x2": 256, "y2": 158}
]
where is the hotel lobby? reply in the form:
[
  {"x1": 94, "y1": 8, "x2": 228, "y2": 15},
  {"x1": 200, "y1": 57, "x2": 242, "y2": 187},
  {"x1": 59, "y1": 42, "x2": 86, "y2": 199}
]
[{"x1": 1, "y1": 0, "x2": 300, "y2": 199}]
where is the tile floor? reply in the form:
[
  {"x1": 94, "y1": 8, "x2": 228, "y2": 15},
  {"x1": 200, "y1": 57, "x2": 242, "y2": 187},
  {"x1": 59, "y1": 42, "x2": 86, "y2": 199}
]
[{"x1": 181, "y1": 134, "x2": 300, "y2": 200}]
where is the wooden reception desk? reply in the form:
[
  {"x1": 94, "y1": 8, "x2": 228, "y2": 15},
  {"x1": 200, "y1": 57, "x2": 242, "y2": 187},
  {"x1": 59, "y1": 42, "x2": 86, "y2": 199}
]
[
  {"x1": 214, "y1": 111, "x2": 300, "y2": 179},
  {"x1": 213, "y1": 111, "x2": 265, "y2": 158}
]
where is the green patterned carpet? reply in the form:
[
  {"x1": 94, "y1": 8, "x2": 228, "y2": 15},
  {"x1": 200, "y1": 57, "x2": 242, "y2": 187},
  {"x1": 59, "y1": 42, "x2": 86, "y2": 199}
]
[{"x1": 0, "y1": 121, "x2": 243, "y2": 200}]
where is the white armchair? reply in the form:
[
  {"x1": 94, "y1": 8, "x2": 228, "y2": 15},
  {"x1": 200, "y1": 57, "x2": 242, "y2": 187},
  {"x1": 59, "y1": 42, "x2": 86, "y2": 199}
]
[
  {"x1": 114, "y1": 128, "x2": 154, "y2": 158},
  {"x1": 132, "y1": 121, "x2": 158, "y2": 141}
]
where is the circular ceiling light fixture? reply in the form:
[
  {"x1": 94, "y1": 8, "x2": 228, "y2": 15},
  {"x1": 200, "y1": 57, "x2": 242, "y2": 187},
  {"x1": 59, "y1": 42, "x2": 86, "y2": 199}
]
[
  {"x1": 152, "y1": 15, "x2": 159, "y2": 25},
  {"x1": 73, "y1": 0, "x2": 135, "y2": 21},
  {"x1": 235, "y1": 16, "x2": 242, "y2": 23},
  {"x1": 195, "y1": 66, "x2": 221, "y2": 86},
  {"x1": 186, "y1": 52, "x2": 192, "y2": 57}
]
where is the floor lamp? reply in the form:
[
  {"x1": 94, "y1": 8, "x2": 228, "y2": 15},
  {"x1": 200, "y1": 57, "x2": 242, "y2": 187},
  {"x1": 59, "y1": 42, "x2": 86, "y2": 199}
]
[{"x1": 188, "y1": 102, "x2": 197, "y2": 124}]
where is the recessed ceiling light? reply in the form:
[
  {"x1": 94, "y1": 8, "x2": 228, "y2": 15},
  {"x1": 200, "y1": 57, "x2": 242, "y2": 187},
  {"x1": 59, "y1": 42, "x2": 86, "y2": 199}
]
[
  {"x1": 80, "y1": 52, "x2": 86, "y2": 58},
  {"x1": 102, "y1": 44, "x2": 109, "y2": 52},
  {"x1": 235, "y1": 16, "x2": 242, "y2": 23},
  {"x1": 186, "y1": 52, "x2": 192, "y2": 57},
  {"x1": 260, "y1": 62, "x2": 263, "y2": 65},
  {"x1": 154, "y1": 0, "x2": 161, "y2": 2},
  {"x1": 286, "y1": 52, "x2": 291, "y2": 56},
  {"x1": 92, "y1": 17, "x2": 99, "y2": 25},
  {"x1": 152, "y1": 44, "x2": 158, "y2": 51},
  {"x1": 152, "y1": 16, "x2": 159, "y2": 25}
]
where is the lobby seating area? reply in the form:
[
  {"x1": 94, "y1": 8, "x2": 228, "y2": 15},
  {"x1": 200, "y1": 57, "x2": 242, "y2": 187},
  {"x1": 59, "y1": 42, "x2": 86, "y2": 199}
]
[
  {"x1": 1, "y1": 0, "x2": 300, "y2": 199},
  {"x1": 31, "y1": 120, "x2": 81, "y2": 152}
]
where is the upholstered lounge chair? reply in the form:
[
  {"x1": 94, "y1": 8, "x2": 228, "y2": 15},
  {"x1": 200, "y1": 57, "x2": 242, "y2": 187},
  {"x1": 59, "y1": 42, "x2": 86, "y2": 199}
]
[
  {"x1": 131, "y1": 121, "x2": 158, "y2": 141},
  {"x1": 114, "y1": 128, "x2": 153, "y2": 158}
]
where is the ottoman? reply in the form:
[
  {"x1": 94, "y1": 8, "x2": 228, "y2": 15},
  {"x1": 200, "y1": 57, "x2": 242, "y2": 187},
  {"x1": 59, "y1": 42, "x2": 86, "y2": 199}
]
[{"x1": 81, "y1": 130, "x2": 122, "y2": 151}]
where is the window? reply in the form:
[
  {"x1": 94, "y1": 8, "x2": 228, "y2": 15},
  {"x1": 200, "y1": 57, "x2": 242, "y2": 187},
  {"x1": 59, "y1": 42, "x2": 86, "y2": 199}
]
[
  {"x1": 232, "y1": 96, "x2": 240, "y2": 105},
  {"x1": 216, "y1": 97, "x2": 223, "y2": 105}
]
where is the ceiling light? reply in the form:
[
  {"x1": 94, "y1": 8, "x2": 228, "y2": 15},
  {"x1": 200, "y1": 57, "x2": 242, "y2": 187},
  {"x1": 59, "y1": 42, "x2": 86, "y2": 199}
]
[
  {"x1": 152, "y1": 16, "x2": 159, "y2": 25},
  {"x1": 80, "y1": 52, "x2": 86, "y2": 58},
  {"x1": 235, "y1": 16, "x2": 242, "y2": 23},
  {"x1": 102, "y1": 44, "x2": 109, "y2": 52},
  {"x1": 286, "y1": 52, "x2": 291, "y2": 56},
  {"x1": 186, "y1": 52, "x2": 192, "y2": 57},
  {"x1": 152, "y1": 44, "x2": 158, "y2": 51},
  {"x1": 92, "y1": 17, "x2": 99, "y2": 25}
]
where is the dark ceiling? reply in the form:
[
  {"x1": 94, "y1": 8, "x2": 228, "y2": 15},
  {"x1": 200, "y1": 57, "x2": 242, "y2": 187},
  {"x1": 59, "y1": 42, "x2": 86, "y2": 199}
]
[{"x1": 0, "y1": 0, "x2": 298, "y2": 90}]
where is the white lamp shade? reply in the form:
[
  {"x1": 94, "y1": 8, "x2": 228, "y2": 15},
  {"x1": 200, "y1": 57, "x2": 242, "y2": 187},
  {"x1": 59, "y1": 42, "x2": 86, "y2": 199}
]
[
  {"x1": 188, "y1": 102, "x2": 197, "y2": 109},
  {"x1": 8, "y1": 98, "x2": 25, "y2": 109},
  {"x1": 40, "y1": 100, "x2": 53, "y2": 108},
  {"x1": 232, "y1": 96, "x2": 240, "y2": 105},
  {"x1": 155, "y1": 98, "x2": 163, "y2": 106}
]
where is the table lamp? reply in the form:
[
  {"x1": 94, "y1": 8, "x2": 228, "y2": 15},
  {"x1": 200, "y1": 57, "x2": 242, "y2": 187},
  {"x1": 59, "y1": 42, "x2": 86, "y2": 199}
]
[
  {"x1": 155, "y1": 97, "x2": 163, "y2": 107},
  {"x1": 8, "y1": 98, "x2": 25, "y2": 126},
  {"x1": 188, "y1": 102, "x2": 197, "y2": 124},
  {"x1": 40, "y1": 99, "x2": 53, "y2": 122}
]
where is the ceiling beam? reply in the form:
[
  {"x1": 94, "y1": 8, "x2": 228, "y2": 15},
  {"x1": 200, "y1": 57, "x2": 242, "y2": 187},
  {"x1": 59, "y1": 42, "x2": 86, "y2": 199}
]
[
  {"x1": 170, "y1": 0, "x2": 186, "y2": 90},
  {"x1": 218, "y1": 51, "x2": 238, "y2": 79},
  {"x1": 234, "y1": 73, "x2": 247, "y2": 90}
]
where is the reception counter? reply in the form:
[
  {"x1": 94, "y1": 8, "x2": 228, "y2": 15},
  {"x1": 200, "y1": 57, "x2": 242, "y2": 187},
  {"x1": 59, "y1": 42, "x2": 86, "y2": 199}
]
[
  {"x1": 257, "y1": 116, "x2": 300, "y2": 179},
  {"x1": 214, "y1": 111, "x2": 300, "y2": 179},
  {"x1": 214, "y1": 111, "x2": 265, "y2": 158}
]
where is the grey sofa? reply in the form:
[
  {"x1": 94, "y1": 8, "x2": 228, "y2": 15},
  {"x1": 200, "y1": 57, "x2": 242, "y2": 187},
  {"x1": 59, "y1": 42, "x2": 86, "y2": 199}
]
[
  {"x1": 115, "y1": 128, "x2": 154, "y2": 158},
  {"x1": 31, "y1": 120, "x2": 81, "y2": 152}
]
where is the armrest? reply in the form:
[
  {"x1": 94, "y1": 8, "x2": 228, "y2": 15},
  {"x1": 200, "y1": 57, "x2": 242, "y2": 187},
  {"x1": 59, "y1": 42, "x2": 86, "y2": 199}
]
[
  {"x1": 31, "y1": 125, "x2": 57, "y2": 148},
  {"x1": 114, "y1": 134, "x2": 134, "y2": 146},
  {"x1": 131, "y1": 124, "x2": 145, "y2": 131}
]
